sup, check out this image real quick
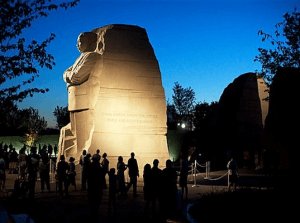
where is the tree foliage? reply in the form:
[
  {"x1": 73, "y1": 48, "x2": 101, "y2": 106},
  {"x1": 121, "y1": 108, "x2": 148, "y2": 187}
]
[
  {"x1": 53, "y1": 105, "x2": 70, "y2": 129},
  {"x1": 166, "y1": 101, "x2": 177, "y2": 130},
  {"x1": 171, "y1": 82, "x2": 196, "y2": 129},
  {"x1": 0, "y1": 104, "x2": 47, "y2": 137},
  {"x1": 0, "y1": 0, "x2": 78, "y2": 135},
  {"x1": 193, "y1": 101, "x2": 218, "y2": 132},
  {"x1": 20, "y1": 107, "x2": 47, "y2": 133},
  {"x1": 0, "y1": 99, "x2": 21, "y2": 135},
  {"x1": 19, "y1": 107, "x2": 47, "y2": 146},
  {"x1": 0, "y1": 0, "x2": 79, "y2": 103},
  {"x1": 255, "y1": 9, "x2": 300, "y2": 85}
]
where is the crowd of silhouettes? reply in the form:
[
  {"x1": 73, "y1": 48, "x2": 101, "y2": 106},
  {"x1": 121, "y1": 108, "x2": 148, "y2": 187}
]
[
  {"x1": 0, "y1": 142, "x2": 58, "y2": 199},
  {"x1": 1, "y1": 143, "x2": 195, "y2": 222}
]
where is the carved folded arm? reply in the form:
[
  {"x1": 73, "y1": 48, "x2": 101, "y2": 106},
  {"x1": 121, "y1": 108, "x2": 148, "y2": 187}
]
[
  {"x1": 63, "y1": 66, "x2": 73, "y2": 83},
  {"x1": 65, "y1": 52, "x2": 99, "y2": 85}
]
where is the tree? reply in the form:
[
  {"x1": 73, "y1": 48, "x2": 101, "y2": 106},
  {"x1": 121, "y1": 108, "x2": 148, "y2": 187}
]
[
  {"x1": 167, "y1": 101, "x2": 177, "y2": 130},
  {"x1": 19, "y1": 107, "x2": 47, "y2": 146},
  {"x1": 0, "y1": 0, "x2": 79, "y2": 103},
  {"x1": 192, "y1": 101, "x2": 219, "y2": 160},
  {"x1": 193, "y1": 102, "x2": 210, "y2": 132},
  {"x1": 172, "y1": 82, "x2": 196, "y2": 130},
  {"x1": 0, "y1": 0, "x2": 78, "y2": 136},
  {"x1": 193, "y1": 101, "x2": 218, "y2": 131},
  {"x1": 53, "y1": 105, "x2": 70, "y2": 129},
  {"x1": 0, "y1": 99, "x2": 21, "y2": 135},
  {"x1": 255, "y1": 9, "x2": 300, "y2": 86}
]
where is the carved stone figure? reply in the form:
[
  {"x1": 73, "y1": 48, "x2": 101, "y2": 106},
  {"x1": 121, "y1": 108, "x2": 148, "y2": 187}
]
[{"x1": 58, "y1": 24, "x2": 170, "y2": 168}]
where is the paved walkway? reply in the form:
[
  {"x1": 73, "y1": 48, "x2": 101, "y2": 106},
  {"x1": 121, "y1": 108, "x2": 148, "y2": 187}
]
[{"x1": 1, "y1": 169, "x2": 267, "y2": 223}]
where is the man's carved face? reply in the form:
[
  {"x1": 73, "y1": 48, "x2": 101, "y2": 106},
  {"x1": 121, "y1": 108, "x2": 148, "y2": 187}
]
[{"x1": 76, "y1": 32, "x2": 97, "y2": 53}]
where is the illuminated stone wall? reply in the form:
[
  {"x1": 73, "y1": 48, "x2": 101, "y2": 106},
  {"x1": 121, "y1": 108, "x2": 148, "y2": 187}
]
[{"x1": 59, "y1": 24, "x2": 170, "y2": 168}]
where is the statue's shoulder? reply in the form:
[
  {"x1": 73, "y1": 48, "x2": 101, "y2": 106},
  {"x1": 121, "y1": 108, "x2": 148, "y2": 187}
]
[{"x1": 79, "y1": 52, "x2": 100, "y2": 63}]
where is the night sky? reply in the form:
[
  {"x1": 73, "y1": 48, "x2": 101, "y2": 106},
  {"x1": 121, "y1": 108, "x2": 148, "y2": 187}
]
[{"x1": 14, "y1": 0, "x2": 300, "y2": 127}]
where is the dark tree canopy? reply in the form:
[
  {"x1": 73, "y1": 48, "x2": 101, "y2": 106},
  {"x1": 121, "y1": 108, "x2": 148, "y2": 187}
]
[
  {"x1": 0, "y1": 0, "x2": 79, "y2": 135},
  {"x1": 19, "y1": 107, "x2": 47, "y2": 134},
  {"x1": 0, "y1": 0, "x2": 79, "y2": 103},
  {"x1": 0, "y1": 105, "x2": 46, "y2": 136},
  {"x1": 172, "y1": 82, "x2": 195, "y2": 129},
  {"x1": 53, "y1": 105, "x2": 70, "y2": 129},
  {"x1": 255, "y1": 9, "x2": 300, "y2": 85},
  {"x1": 193, "y1": 101, "x2": 218, "y2": 132},
  {"x1": 172, "y1": 82, "x2": 195, "y2": 116}
]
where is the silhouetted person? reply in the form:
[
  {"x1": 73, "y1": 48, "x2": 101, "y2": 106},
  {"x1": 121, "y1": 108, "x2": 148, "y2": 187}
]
[
  {"x1": 53, "y1": 144, "x2": 58, "y2": 157},
  {"x1": 47, "y1": 144, "x2": 53, "y2": 157},
  {"x1": 87, "y1": 155, "x2": 105, "y2": 221},
  {"x1": 80, "y1": 150, "x2": 89, "y2": 191},
  {"x1": 68, "y1": 157, "x2": 76, "y2": 191},
  {"x1": 26, "y1": 147, "x2": 40, "y2": 199},
  {"x1": 227, "y1": 157, "x2": 238, "y2": 191},
  {"x1": 126, "y1": 152, "x2": 139, "y2": 197},
  {"x1": 143, "y1": 163, "x2": 152, "y2": 214},
  {"x1": 39, "y1": 155, "x2": 50, "y2": 192},
  {"x1": 150, "y1": 159, "x2": 162, "y2": 216},
  {"x1": 18, "y1": 146, "x2": 27, "y2": 180},
  {"x1": 179, "y1": 152, "x2": 189, "y2": 201},
  {"x1": 92, "y1": 149, "x2": 101, "y2": 162},
  {"x1": 117, "y1": 156, "x2": 127, "y2": 198},
  {"x1": 101, "y1": 152, "x2": 109, "y2": 189},
  {"x1": 108, "y1": 168, "x2": 117, "y2": 215},
  {"x1": 0, "y1": 152, "x2": 6, "y2": 191},
  {"x1": 161, "y1": 159, "x2": 178, "y2": 220},
  {"x1": 56, "y1": 155, "x2": 70, "y2": 198}
]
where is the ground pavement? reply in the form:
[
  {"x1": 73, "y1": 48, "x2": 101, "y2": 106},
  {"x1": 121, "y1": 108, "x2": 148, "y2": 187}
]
[{"x1": 0, "y1": 169, "x2": 270, "y2": 223}]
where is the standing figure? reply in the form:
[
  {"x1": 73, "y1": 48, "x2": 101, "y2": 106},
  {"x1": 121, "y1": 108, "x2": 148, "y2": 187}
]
[
  {"x1": 143, "y1": 163, "x2": 152, "y2": 214},
  {"x1": 87, "y1": 155, "x2": 105, "y2": 221},
  {"x1": 161, "y1": 159, "x2": 178, "y2": 220},
  {"x1": 26, "y1": 147, "x2": 40, "y2": 199},
  {"x1": 227, "y1": 157, "x2": 239, "y2": 192},
  {"x1": 101, "y1": 152, "x2": 109, "y2": 189},
  {"x1": 82, "y1": 153, "x2": 91, "y2": 191},
  {"x1": 108, "y1": 168, "x2": 117, "y2": 214},
  {"x1": 18, "y1": 146, "x2": 27, "y2": 180},
  {"x1": 68, "y1": 157, "x2": 76, "y2": 191},
  {"x1": 179, "y1": 152, "x2": 189, "y2": 201},
  {"x1": 53, "y1": 144, "x2": 58, "y2": 157},
  {"x1": 150, "y1": 159, "x2": 162, "y2": 216},
  {"x1": 79, "y1": 149, "x2": 87, "y2": 191},
  {"x1": 117, "y1": 156, "x2": 127, "y2": 198},
  {"x1": 56, "y1": 155, "x2": 70, "y2": 198},
  {"x1": 92, "y1": 149, "x2": 101, "y2": 162},
  {"x1": 126, "y1": 152, "x2": 139, "y2": 197},
  {"x1": 39, "y1": 155, "x2": 50, "y2": 193},
  {"x1": 0, "y1": 152, "x2": 6, "y2": 191}
]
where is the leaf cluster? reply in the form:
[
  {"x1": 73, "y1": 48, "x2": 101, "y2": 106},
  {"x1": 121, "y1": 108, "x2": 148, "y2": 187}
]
[
  {"x1": 0, "y1": 0, "x2": 79, "y2": 103},
  {"x1": 255, "y1": 10, "x2": 300, "y2": 85},
  {"x1": 53, "y1": 105, "x2": 70, "y2": 129}
]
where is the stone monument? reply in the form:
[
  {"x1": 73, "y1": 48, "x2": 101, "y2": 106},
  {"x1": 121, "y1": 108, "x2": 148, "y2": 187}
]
[
  {"x1": 58, "y1": 24, "x2": 170, "y2": 168},
  {"x1": 215, "y1": 73, "x2": 268, "y2": 168}
]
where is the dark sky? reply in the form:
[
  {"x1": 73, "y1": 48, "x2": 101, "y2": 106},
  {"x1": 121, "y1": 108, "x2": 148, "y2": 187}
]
[{"x1": 13, "y1": 0, "x2": 300, "y2": 127}]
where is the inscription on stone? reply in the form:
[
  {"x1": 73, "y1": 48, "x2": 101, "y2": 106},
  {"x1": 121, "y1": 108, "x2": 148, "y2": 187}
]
[{"x1": 58, "y1": 24, "x2": 170, "y2": 168}]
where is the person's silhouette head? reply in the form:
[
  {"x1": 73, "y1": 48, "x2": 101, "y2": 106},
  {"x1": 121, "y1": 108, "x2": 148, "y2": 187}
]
[
  {"x1": 153, "y1": 159, "x2": 159, "y2": 167},
  {"x1": 109, "y1": 168, "x2": 115, "y2": 175},
  {"x1": 60, "y1": 155, "x2": 65, "y2": 161}
]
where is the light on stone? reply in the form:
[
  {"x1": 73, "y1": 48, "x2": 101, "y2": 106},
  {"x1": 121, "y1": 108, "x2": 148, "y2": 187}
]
[{"x1": 58, "y1": 24, "x2": 170, "y2": 168}]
